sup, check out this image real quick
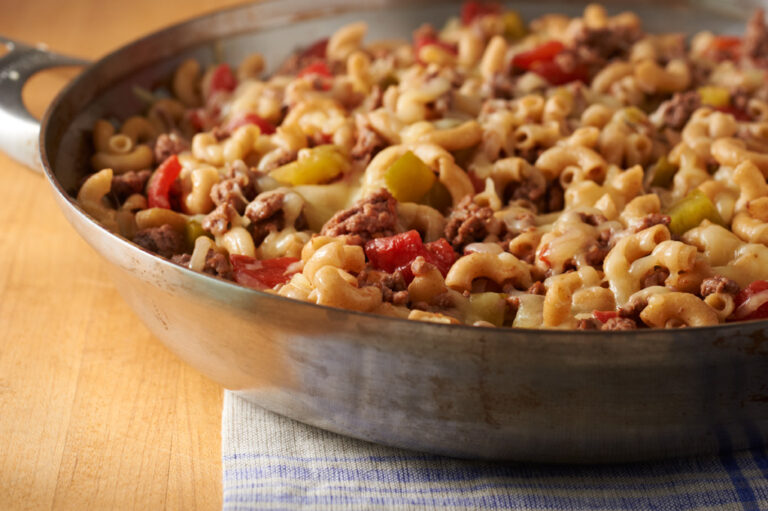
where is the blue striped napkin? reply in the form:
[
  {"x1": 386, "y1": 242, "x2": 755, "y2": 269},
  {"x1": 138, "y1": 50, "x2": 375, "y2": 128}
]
[{"x1": 222, "y1": 392, "x2": 768, "y2": 510}]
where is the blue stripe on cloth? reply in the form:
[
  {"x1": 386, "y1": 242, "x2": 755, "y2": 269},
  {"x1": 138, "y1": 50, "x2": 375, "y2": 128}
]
[
  {"x1": 718, "y1": 432, "x2": 759, "y2": 511},
  {"x1": 222, "y1": 394, "x2": 768, "y2": 510}
]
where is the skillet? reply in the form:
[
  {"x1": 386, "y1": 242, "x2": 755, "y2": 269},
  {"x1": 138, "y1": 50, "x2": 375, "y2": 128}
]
[{"x1": 1, "y1": 0, "x2": 767, "y2": 462}]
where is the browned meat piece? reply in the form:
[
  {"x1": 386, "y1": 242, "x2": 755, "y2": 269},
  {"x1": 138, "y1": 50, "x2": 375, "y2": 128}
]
[
  {"x1": 444, "y1": 196, "x2": 495, "y2": 251},
  {"x1": 601, "y1": 317, "x2": 637, "y2": 330},
  {"x1": 549, "y1": 24, "x2": 642, "y2": 81},
  {"x1": 204, "y1": 251, "x2": 234, "y2": 280},
  {"x1": 245, "y1": 193, "x2": 286, "y2": 245},
  {"x1": 133, "y1": 224, "x2": 185, "y2": 258},
  {"x1": 700, "y1": 275, "x2": 740, "y2": 297},
  {"x1": 572, "y1": 25, "x2": 642, "y2": 63},
  {"x1": 351, "y1": 122, "x2": 386, "y2": 166},
  {"x1": 633, "y1": 213, "x2": 671, "y2": 232},
  {"x1": 745, "y1": 9, "x2": 768, "y2": 67},
  {"x1": 275, "y1": 38, "x2": 328, "y2": 76},
  {"x1": 358, "y1": 268, "x2": 408, "y2": 305},
  {"x1": 619, "y1": 296, "x2": 648, "y2": 322},
  {"x1": 578, "y1": 212, "x2": 607, "y2": 226},
  {"x1": 731, "y1": 87, "x2": 750, "y2": 111},
  {"x1": 527, "y1": 281, "x2": 546, "y2": 295},
  {"x1": 111, "y1": 169, "x2": 151, "y2": 203},
  {"x1": 171, "y1": 250, "x2": 234, "y2": 280},
  {"x1": 543, "y1": 181, "x2": 564, "y2": 213},
  {"x1": 208, "y1": 162, "x2": 261, "y2": 215},
  {"x1": 584, "y1": 242, "x2": 610, "y2": 267},
  {"x1": 320, "y1": 189, "x2": 398, "y2": 246},
  {"x1": 507, "y1": 178, "x2": 546, "y2": 203},
  {"x1": 484, "y1": 73, "x2": 516, "y2": 100},
  {"x1": 641, "y1": 266, "x2": 670, "y2": 288},
  {"x1": 210, "y1": 178, "x2": 249, "y2": 213},
  {"x1": 154, "y1": 132, "x2": 190, "y2": 164},
  {"x1": 202, "y1": 202, "x2": 239, "y2": 237},
  {"x1": 654, "y1": 91, "x2": 701, "y2": 130},
  {"x1": 577, "y1": 318, "x2": 601, "y2": 330}
]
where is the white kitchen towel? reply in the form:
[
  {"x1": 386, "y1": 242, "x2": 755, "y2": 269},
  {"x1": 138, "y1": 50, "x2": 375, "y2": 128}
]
[{"x1": 222, "y1": 391, "x2": 768, "y2": 510}]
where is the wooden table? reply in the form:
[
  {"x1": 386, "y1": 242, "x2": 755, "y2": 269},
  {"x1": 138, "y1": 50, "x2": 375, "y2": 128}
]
[{"x1": 0, "y1": 2, "x2": 251, "y2": 509}]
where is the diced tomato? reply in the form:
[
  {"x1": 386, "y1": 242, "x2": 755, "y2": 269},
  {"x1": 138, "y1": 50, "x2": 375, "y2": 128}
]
[
  {"x1": 530, "y1": 59, "x2": 589, "y2": 85},
  {"x1": 715, "y1": 105, "x2": 751, "y2": 122},
  {"x1": 364, "y1": 230, "x2": 456, "y2": 283},
  {"x1": 300, "y1": 38, "x2": 329, "y2": 60},
  {"x1": 298, "y1": 61, "x2": 333, "y2": 79},
  {"x1": 512, "y1": 40, "x2": 565, "y2": 70},
  {"x1": 593, "y1": 310, "x2": 618, "y2": 323},
  {"x1": 230, "y1": 255, "x2": 301, "y2": 291},
  {"x1": 187, "y1": 107, "x2": 220, "y2": 132},
  {"x1": 511, "y1": 40, "x2": 586, "y2": 85},
  {"x1": 707, "y1": 35, "x2": 741, "y2": 60},
  {"x1": 461, "y1": 1, "x2": 502, "y2": 25},
  {"x1": 209, "y1": 63, "x2": 237, "y2": 95},
  {"x1": 147, "y1": 155, "x2": 183, "y2": 209},
  {"x1": 297, "y1": 61, "x2": 333, "y2": 90},
  {"x1": 422, "y1": 238, "x2": 456, "y2": 277},
  {"x1": 729, "y1": 280, "x2": 768, "y2": 322},
  {"x1": 413, "y1": 34, "x2": 458, "y2": 60},
  {"x1": 225, "y1": 113, "x2": 276, "y2": 135}
]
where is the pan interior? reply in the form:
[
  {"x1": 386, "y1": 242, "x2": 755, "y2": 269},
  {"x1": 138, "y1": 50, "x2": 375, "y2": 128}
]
[{"x1": 44, "y1": 0, "x2": 749, "y2": 195}]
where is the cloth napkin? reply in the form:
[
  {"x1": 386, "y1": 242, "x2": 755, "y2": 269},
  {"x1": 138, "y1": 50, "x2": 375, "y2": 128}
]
[{"x1": 222, "y1": 391, "x2": 768, "y2": 510}]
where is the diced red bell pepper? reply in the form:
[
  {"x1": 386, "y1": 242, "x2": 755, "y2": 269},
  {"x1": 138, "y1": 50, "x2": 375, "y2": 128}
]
[
  {"x1": 209, "y1": 63, "x2": 238, "y2": 95},
  {"x1": 512, "y1": 40, "x2": 565, "y2": 70},
  {"x1": 593, "y1": 310, "x2": 618, "y2": 323},
  {"x1": 461, "y1": 1, "x2": 502, "y2": 25},
  {"x1": 230, "y1": 255, "x2": 301, "y2": 291},
  {"x1": 729, "y1": 280, "x2": 768, "y2": 322},
  {"x1": 715, "y1": 105, "x2": 751, "y2": 122},
  {"x1": 364, "y1": 230, "x2": 456, "y2": 283},
  {"x1": 225, "y1": 113, "x2": 276, "y2": 135},
  {"x1": 147, "y1": 155, "x2": 183, "y2": 209}
]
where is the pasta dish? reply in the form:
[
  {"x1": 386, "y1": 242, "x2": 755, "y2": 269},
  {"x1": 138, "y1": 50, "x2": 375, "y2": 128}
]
[{"x1": 76, "y1": 2, "x2": 768, "y2": 330}]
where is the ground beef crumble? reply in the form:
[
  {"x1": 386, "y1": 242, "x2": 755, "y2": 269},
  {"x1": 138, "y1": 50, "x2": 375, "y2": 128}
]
[
  {"x1": 653, "y1": 91, "x2": 702, "y2": 131},
  {"x1": 111, "y1": 169, "x2": 151, "y2": 204},
  {"x1": 358, "y1": 268, "x2": 408, "y2": 305},
  {"x1": 601, "y1": 316, "x2": 637, "y2": 330},
  {"x1": 133, "y1": 224, "x2": 186, "y2": 259},
  {"x1": 153, "y1": 132, "x2": 189, "y2": 164},
  {"x1": 320, "y1": 189, "x2": 398, "y2": 246},
  {"x1": 202, "y1": 202, "x2": 239, "y2": 237},
  {"x1": 244, "y1": 192, "x2": 286, "y2": 245},
  {"x1": 745, "y1": 9, "x2": 768, "y2": 67},
  {"x1": 171, "y1": 249, "x2": 234, "y2": 280},
  {"x1": 444, "y1": 196, "x2": 496, "y2": 251},
  {"x1": 700, "y1": 276, "x2": 740, "y2": 297}
]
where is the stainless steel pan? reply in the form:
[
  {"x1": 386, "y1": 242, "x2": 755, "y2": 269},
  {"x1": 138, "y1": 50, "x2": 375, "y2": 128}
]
[{"x1": 2, "y1": 0, "x2": 768, "y2": 463}]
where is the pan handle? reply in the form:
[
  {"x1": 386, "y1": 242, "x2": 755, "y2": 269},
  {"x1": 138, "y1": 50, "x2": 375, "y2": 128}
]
[{"x1": 0, "y1": 36, "x2": 88, "y2": 172}]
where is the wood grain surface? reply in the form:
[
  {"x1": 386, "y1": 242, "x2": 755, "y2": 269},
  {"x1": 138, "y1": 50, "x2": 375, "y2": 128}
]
[{"x1": 0, "y1": 1, "x2": 252, "y2": 509}]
